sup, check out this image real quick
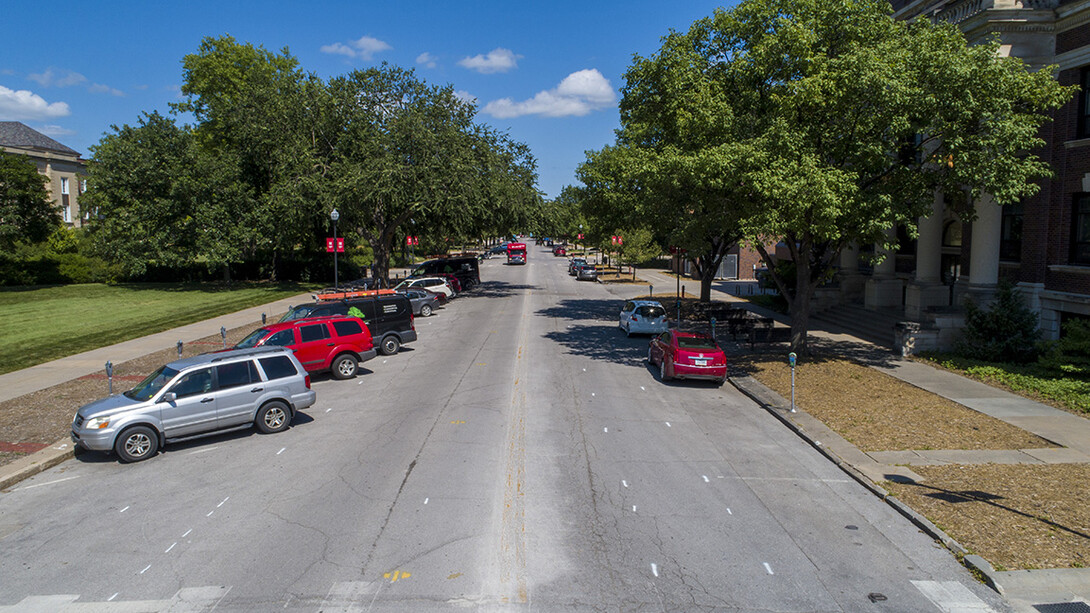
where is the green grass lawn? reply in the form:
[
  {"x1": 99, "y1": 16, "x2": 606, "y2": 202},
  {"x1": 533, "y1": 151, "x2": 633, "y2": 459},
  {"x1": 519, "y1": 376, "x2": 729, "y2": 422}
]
[
  {"x1": 0, "y1": 282, "x2": 315, "y2": 375},
  {"x1": 921, "y1": 353, "x2": 1090, "y2": 415}
]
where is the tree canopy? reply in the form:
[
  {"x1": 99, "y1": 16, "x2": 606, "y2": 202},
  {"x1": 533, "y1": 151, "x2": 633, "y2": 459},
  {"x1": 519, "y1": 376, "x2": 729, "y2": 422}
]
[
  {"x1": 0, "y1": 151, "x2": 57, "y2": 250},
  {"x1": 586, "y1": 0, "x2": 1072, "y2": 351}
]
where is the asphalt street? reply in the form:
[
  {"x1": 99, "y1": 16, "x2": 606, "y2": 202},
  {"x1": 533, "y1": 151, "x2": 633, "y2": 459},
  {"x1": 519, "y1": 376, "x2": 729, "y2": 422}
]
[{"x1": 0, "y1": 246, "x2": 1012, "y2": 612}]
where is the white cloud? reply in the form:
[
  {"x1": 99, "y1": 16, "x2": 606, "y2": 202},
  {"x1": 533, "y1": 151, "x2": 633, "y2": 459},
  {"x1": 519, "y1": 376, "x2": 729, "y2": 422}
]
[
  {"x1": 458, "y1": 48, "x2": 521, "y2": 74},
  {"x1": 89, "y1": 83, "x2": 125, "y2": 97},
  {"x1": 28, "y1": 68, "x2": 87, "y2": 88},
  {"x1": 321, "y1": 36, "x2": 392, "y2": 60},
  {"x1": 416, "y1": 52, "x2": 437, "y2": 69},
  {"x1": 38, "y1": 124, "x2": 75, "y2": 136},
  {"x1": 0, "y1": 85, "x2": 70, "y2": 120},
  {"x1": 482, "y1": 69, "x2": 615, "y2": 119},
  {"x1": 454, "y1": 90, "x2": 477, "y2": 104}
]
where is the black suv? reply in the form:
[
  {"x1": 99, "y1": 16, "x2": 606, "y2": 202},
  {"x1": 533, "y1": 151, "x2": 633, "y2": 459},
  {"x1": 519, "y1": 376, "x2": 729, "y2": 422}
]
[
  {"x1": 280, "y1": 294, "x2": 417, "y2": 355},
  {"x1": 411, "y1": 257, "x2": 480, "y2": 290}
]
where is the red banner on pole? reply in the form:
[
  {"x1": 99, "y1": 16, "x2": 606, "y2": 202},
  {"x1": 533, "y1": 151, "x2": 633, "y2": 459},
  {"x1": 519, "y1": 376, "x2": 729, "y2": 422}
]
[{"x1": 326, "y1": 238, "x2": 345, "y2": 253}]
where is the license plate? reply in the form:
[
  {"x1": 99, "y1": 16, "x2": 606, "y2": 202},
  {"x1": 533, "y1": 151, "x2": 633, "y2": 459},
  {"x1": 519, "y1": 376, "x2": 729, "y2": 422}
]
[{"x1": 694, "y1": 359, "x2": 708, "y2": 366}]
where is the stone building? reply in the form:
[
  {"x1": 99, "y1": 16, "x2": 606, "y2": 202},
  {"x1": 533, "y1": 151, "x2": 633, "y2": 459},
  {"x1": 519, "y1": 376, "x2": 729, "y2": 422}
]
[
  {"x1": 840, "y1": 0, "x2": 1090, "y2": 351},
  {"x1": 0, "y1": 121, "x2": 87, "y2": 228}
]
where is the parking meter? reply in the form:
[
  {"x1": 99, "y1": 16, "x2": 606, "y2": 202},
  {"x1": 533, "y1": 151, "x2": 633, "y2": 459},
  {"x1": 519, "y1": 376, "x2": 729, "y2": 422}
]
[
  {"x1": 177, "y1": 340, "x2": 183, "y2": 358},
  {"x1": 105, "y1": 360, "x2": 114, "y2": 395},
  {"x1": 788, "y1": 352, "x2": 797, "y2": 412},
  {"x1": 220, "y1": 326, "x2": 227, "y2": 349}
]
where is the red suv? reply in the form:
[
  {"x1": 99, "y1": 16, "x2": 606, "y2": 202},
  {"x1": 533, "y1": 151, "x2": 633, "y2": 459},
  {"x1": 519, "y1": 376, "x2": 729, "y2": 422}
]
[{"x1": 234, "y1": 316, "x2": 377, "y2": 379}]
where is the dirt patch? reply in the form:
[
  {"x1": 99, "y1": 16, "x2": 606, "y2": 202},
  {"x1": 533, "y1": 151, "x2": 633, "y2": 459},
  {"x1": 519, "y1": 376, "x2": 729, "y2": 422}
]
[
  {"x1": 0, "y1": 317, "x2": 275, "y2": 455},
  {"x1": 735, "y1": 354, "x2": 1052, "y2": 452},
  {"x1": 885, "y1": 464, "x2": 1090, "y2": 570}
]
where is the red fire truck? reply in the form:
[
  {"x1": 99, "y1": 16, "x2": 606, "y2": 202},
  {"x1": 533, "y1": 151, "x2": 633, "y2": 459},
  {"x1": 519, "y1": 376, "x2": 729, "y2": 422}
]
[{"x1": 506, "y1": 242, "x2": 527, "y2": 265}]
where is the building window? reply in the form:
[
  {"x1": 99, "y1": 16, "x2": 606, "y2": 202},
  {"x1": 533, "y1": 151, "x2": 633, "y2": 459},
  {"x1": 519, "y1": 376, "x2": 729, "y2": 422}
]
[
  {"x1": 1073, "y1": 195, "x2": 1090, "y2": 265},
  {"x1": 943, "y1": 221, "x2": 963, "y2": 248},
  {"x1": 1000, "y1": 203, "x2": 1023, "y2": 262},
  {"x1": 80, "y1": 179, "x2": 86, "y2": 193},
  {"x1": 1080, "y1": 69, "x2": 1090, "y2": 139},
  {"x1": 60, "y1": 177, "x2": 69, "y2": 195},
  {"x1": 63, "y1": 204, "x2": 71, "y2": 223}
]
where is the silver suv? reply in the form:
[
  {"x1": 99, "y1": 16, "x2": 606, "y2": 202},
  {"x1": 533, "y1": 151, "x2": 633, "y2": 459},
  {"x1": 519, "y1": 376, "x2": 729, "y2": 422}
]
[{"x1": 71, "y1": 347, "x2": 317, "y2": 463}]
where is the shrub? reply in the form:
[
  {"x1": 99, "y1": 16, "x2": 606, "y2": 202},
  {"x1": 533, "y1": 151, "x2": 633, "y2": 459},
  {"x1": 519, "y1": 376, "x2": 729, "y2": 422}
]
[
  {"x1": 1039, "y1": 318, "x2": 1090, "y2": 378},
  {"x1": 955, "y1": 279, "x2": 1041, "y2": 363}
]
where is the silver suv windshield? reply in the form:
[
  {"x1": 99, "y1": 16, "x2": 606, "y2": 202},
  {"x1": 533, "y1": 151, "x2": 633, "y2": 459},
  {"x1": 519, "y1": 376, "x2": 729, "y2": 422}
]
[{"x1": 125, "y1": 366, "x2": 178, "y2": 401}]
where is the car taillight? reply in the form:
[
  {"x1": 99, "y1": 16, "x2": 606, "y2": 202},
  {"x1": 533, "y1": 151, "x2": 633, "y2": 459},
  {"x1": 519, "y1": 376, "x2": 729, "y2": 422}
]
[
  {"x1": 305, "y1": 375, "x2": 311, "y2": 389},
  {"x1": 409, "y1": 312, "x2": 415, "y2": 329},
  {"x1": 632, "y1": 316, "x2": 639, "y2": 321}
]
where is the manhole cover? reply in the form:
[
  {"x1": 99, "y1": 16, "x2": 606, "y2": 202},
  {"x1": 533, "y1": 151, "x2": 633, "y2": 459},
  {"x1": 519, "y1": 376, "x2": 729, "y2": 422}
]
[{"x1": 1034, "y1": 603, "x2": 1090, "y2": 613}]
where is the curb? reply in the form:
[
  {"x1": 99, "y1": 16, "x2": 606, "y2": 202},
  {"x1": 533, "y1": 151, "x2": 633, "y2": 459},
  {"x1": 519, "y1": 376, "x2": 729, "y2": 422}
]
[
  {"x1": 0, "y1": 438, "x2": 75, "y2": 492},
  {"x1": 729, "y1": 373, "x2": 1005, "y2": 594}
]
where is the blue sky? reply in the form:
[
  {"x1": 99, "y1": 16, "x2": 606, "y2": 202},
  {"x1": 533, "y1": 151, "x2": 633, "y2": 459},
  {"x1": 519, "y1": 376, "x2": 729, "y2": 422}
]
[{"x1": 0, "y1": 1, "x2": 732, "y2": 199}]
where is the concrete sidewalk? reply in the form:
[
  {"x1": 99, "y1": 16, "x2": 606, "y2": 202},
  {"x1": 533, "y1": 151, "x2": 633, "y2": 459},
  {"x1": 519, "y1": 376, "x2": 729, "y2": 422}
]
[{"x1": 634, "y1": 268, "x2": 1090, "y2": 612}]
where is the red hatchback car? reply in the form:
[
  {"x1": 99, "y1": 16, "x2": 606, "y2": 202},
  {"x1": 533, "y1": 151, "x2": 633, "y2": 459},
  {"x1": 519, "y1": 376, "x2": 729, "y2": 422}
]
[
  {"x1": 648, "y1": 330, "x2": 728, "y2": 384},
  {"x1": 233, "y1": 316, "x2": 377, "y2": 379}
]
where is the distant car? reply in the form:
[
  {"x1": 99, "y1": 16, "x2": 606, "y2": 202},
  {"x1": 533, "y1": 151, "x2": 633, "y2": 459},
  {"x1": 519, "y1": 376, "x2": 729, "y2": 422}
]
[
  {"x1": 568, "y1": 258, "x2": 587, "y2": 275},
  {"x1": 553, "y1": 246, "x2": 567, "y2": 256},
  {"x1": 71, "y1": 347, "x2": 316, "y2": 463},
  {"x1": 619, "y1": 300, "x2": 668, "y2": 336},
  {"x1": 576, "y1": 264, "x2": 599, "y2": 281},
  {"x1": 235, "y1": 316, "x2": 377, "y2": 379},
  {"x1": 398, "y1": 287, "x2": 440, "y2": 317},
  {"x1": 648, "y1": 330, "x2": 728, "y2": 385}
]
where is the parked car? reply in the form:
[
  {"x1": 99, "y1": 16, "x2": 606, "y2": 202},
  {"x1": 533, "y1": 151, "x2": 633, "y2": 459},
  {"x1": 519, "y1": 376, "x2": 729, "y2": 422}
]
[
  {"x1": 279, "y1": 293, "x2": 417, "y2": 356},
  {"x1": 576, "y1": 264, "x2": 599, "y2": 281},
  {"x1": 568, "y1": 257, "x2": 587, "y2": 275},
  {"x1": 619, "y1": 300, "x2": 669, "y2": 336},
  {"x1": 235, "y1": 315, "x2": 378, "y2": 379},
  {"x1": 395, "y1": 276, "x2": 455, "y2": 300},
  {"x1": 647, "y1": 330, "x2": 728, "y2": 384},
  {"x1": 398, "y1": 287, "x2": 440, "y2": 317},
  {"x1": 553, "y1": 245, "x2": 567, "y2": 256},
  {"x1": 71, "y1": 347, "x2": 316, "y2": 463}
]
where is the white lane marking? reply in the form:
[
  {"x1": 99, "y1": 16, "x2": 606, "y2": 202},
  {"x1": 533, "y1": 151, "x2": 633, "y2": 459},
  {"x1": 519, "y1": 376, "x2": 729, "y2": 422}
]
[
  {"x1": 358, "y1": 381, "x2": 363, "y2": 384},
  {"x1": 283, "y1": 595, "x2": 293, "y2": 608},
  {"x1": 16, "y1": 475, "x2": 80, "y2": 490},
  {"x1": 182, "y1": 529, "x2": 192, "y2": 538},
  {"x1": 603, "y1": 427, "x2": 608, "y2": 433},
  {"x1": 326, "y1": 408, "x2": 333, "y2": 412},
  {"x1": 583, "y1": 368, "x2": 586, "y2": 372},
  {"x1": 591, "y1": 393, "x2": 595, "y2": 397},
  {"x1": 912, "y1": 580, "x2": 997, "y2": 613},
  {"x1": 217, "y1": 497, "x2": 229, "y2": 508},
  {"x1": 702, "y1": 475, "x2": 709, "y2": 483},
  {"x1": 632, "y1": 505, "x2": 637, "y2": 512},
  {"x1": 665, "y1": 422, "x2": 671, "y2": 427},
  {"x1": 622, "y1": 480, "x2": 629, "y2": 488},
  {"x1": 763, "y1": 563, "x2": 774, "y2": 575},
  {"x1": 140, "y1": 565, "x2": 151, "y2": 574},
  {"x1": 383, "y1": 360, "x2": 388, "y2": 364},
  {"x1": 165, "y1": 542, "x2": 176, "y2": 553},
  {"x1": 120, "y1": 506, "x2": 129, "y2": 513},
  {"x1": 277, "y1": 447, "x2": 286, "y2": 455},
  {"x1": 108, "y1": 593, "x2": 118, "y2": 601},
  {"x1": 207, "y1": 511, "x2": 214, "y2": 517},
  {"x1": 651, "y1": 563, "x2": 659, "y2": 577},
  {"x1": 424, "y1": 498, "x2": 429, "y2": 505},
  {"x1": 188, "y1": 446, "x2": 219, "y2": 455},
  {"x1": 640, "y1": 386, "x2": 645, "y2": 391}
]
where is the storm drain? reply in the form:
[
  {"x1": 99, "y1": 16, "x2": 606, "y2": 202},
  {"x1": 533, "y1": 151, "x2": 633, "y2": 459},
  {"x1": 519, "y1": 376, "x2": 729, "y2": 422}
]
[{"x1": 1034, "y1": 602, "x2": 1090, "y2": 613}]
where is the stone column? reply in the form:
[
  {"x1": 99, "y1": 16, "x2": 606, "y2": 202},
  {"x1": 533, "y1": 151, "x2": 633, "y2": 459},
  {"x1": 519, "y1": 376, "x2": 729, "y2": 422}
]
[
  {"x1": 838, "y1": 242, "x2": 865, "y2": 301},
  {"x1": 905, "y1": 193, "x2": 949, "y2": 319},
  {"x1": 964, "y1": 195, "x2": 1002, "y2": 305},
  {"x1": 865, "y1": 225, "x2": 903, "y2": 309}
]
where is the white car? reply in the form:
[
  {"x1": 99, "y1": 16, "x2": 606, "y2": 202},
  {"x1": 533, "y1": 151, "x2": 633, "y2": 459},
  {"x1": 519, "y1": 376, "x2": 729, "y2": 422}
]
[
  {"x1": 619, "y1": 300, "x2": 669, "y2": 337},
  {"x1": 395, "y1": 277, "x2": 454, "y2": 299}
]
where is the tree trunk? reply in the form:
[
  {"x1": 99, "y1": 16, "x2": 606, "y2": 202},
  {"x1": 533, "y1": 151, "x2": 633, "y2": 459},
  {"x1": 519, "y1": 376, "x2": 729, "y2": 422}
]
[
  {"x1": 223, "y1": 264, "x2": 231, "y2": 284},
  {"x1": 699, "y1": 261, "x2": 716, "y2": 302},
  {"x1": 789, "y1": 247, "x2": 813, "y2": 355}
]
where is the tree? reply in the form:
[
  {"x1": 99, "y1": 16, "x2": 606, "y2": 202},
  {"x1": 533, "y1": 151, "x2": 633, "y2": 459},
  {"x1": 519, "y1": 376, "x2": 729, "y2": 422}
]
[
  {"x1": 609, "y1": 0, "x2": 1072, "y2": 352},
  {"x1": 0, "y1": 151, "x2": 58, "y2": 249}
]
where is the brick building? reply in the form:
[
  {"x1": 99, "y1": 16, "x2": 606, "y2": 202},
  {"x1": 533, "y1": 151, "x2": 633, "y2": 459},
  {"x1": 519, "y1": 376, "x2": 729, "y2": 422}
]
[
  {"x1": 844, "y1": 0, "x2": 1090, "y2": 351},
  {"x1": 0, "y1": 122, "x2": 87, "y2": 228}
]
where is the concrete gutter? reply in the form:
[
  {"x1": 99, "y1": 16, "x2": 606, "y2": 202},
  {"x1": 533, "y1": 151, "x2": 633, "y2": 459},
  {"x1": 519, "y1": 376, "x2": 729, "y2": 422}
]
[{"x1": 0, "y1": 438, "x2": 75, "y2": 492}]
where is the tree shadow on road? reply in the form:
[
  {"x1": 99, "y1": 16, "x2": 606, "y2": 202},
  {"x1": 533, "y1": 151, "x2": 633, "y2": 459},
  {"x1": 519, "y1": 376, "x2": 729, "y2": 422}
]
[
  {"x1": 538, "y1": 298, "x2": 651, "y2": 366},
  {"x1": 464, "y1": 281, "x2": 541, "y2": 299}
]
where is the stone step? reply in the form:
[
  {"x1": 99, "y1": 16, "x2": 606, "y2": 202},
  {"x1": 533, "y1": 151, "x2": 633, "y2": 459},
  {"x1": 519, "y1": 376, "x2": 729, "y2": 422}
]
[{"x1": 810, "y1": 304, "x2": 902, "y2": 348}]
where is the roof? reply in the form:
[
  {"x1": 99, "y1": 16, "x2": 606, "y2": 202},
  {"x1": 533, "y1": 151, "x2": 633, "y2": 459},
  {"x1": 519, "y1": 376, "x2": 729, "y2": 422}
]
[{"x1": 0, "y1": 122, "x2": 80, "y2": 156}]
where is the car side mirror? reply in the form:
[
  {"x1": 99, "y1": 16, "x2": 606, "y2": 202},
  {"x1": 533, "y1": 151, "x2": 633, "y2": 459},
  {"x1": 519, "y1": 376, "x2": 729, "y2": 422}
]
[{"x1": 159, "y1": 392, "x2": 176, "y2": 403}]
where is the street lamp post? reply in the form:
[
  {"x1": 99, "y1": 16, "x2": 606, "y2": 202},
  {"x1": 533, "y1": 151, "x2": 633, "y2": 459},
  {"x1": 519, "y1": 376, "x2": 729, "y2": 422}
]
[{"x1": 331, "y1": 208, "x2": 340, "y2": 290}]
